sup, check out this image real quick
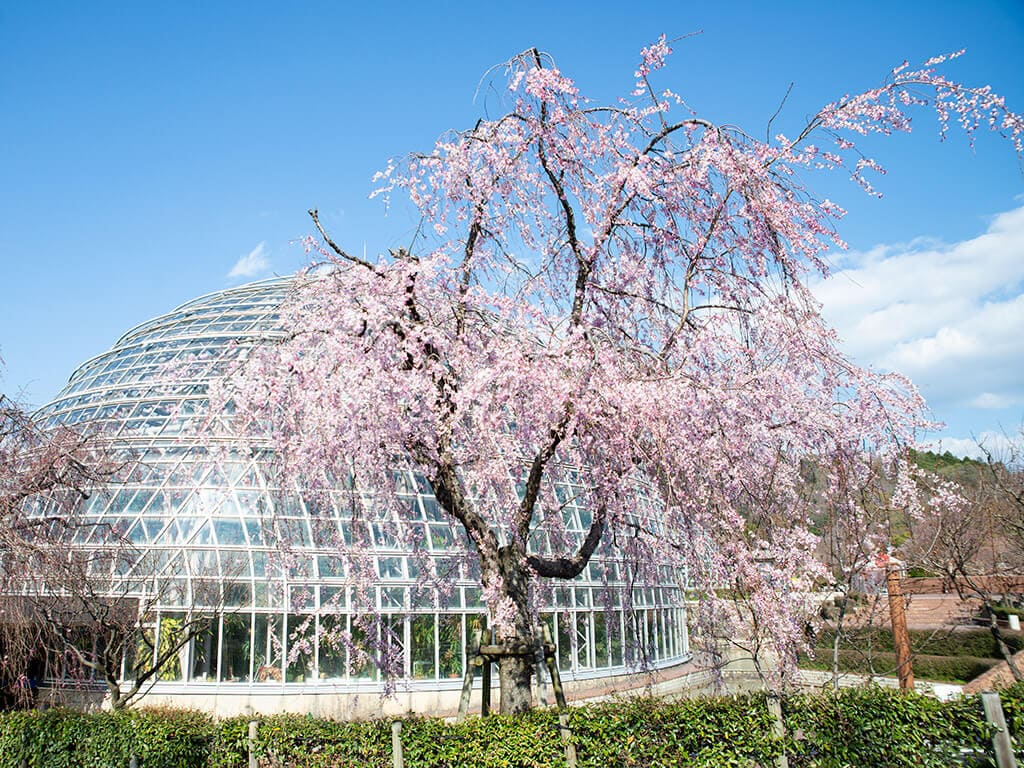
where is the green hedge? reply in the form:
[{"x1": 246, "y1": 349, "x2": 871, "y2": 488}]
[
  {"x1": 783, "y1": 687, "x2": 991, "y2": 767},
  {"x1": 799, "y1": 648, "x2": 999, "y2": 683},
  {"x1": 568, "y1": 695, "x2": 781, "y2": 767},
  {"x1": 0, "y1": 690, "x2": 1018, "y2": 768},
  {"x1": 0, "y1": 707, "x2": 214, "y2": 768},
  {"x1": 812, "y1": 627, "x2": 1023, "y2": 659},
  {"x1": 211, "y1": 714, "x2": 393, "y2": 768},
  {"x1": 991, "y1": 605, "x2": 1024, "y2": 620}
]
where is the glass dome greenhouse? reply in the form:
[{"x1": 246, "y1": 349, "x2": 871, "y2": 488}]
[{"x1": 32, "y1": 276, "x2": 690, "y2": 713}]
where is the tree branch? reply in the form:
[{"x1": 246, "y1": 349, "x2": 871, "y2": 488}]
[{"x1": 526, "y1": 502, "x2": 606, "y2": 578}]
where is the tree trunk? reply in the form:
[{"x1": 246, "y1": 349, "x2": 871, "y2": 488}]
[
  {"x1": 497, "y1": 653, "x2": 535, "y2": 714},
  {"x1": 493, "y1": 545, "x2": 536, "y2": 714}
]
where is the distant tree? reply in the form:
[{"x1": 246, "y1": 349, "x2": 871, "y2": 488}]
[
  {"x1": 221, "y1": 40, "x2": 1023, "y2": 712},
  {"x1": 979, "y1": 428, "x2": 1024, "y2": 546},
  {"x1": 0, "y1": 390, "x2": 212, "y2": 709},
  {"x1": 903, "y1": 442, "x2": 1024, "y2": 680},
  {"x1": 3, "y1": 535, "x2": 223, "y2": 709},
  {"x1": 1, "y1": 391, "x2": 109, "y2": 705}
]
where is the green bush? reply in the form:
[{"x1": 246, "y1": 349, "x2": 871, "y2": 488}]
[
  {"x1": 812, "y1": 627, "x2": 1022, "y2": 659},
  {"x1": 990, "y1": 604, "x2": 1024, "y2": 620},
  {"x1": 0, "y1": 707, "x2": 214, "y2": 768},
  {"x1": 568, "y1": 694, "x2": 781, "y2": 767},
  {"x1": 784, "y1": 687, "x2": 991, "y2": 768},
  {"x1": 998, "y1": 683, "x2": 1024, "y2": 761},
  {"x1": 402, "y1": 710, "x2": 565, "y2": 767},
  {"x1": 227, "y1": 713, "x2": 392, "y2": 768},
  {"x1": 799, "y1": 648, "x2": 999, "y2": 683},
  {"x1": 0, "y1": 691, "x2": 1011, "y2": 767}
]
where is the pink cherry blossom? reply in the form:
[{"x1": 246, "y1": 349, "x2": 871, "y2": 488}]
[{"x1": 218, "y1": 41, "x2": 1023, "y2": 712}]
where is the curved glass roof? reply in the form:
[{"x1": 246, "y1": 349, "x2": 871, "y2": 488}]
[
  {"x1": 27, "y1": 275, "x2": 689, "y2": 687},
  {"x1": 35, "y1": 276, "x2": 677, "y2": 613}
]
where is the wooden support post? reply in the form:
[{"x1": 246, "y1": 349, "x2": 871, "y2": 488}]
[
  {"x1": 391, "y1": 721, "x2": 405, "y2": 768},
  {"x1": 534, "y1": 628, "x2": 550, "y2": 709},
  {"x1": 886, "y1": 564, "x2": 914, "y2": 690},
  {"x1": 542, "y1": 625, "x2": 576, "y2": 766},
  {"x1": 542, "y1": 624, "x2": 568, "y2": 709},
  {"x1": 766, "y1": 694, "x2": 789, "y2": 768},
  {"x1": 248, "y1": 719, "x2": 259, "y2": 768},
  {"x1": 981, "y1": 691, "x2": 1018, "y2": 768},
  {"x1": 480, "y1": 629, "x2": 492, "y2": 717},
  {"x1": 457, "y1": 628, "x2": 482, "y2": 722}
]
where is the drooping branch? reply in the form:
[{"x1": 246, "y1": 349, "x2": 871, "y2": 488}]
[{"x1": 308, "y1": 208, "x2": 379, "y2": 271}]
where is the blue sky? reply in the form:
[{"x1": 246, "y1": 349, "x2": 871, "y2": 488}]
[{"x1": 1, "y1": 0, "x2": 1022, "y2": 456}]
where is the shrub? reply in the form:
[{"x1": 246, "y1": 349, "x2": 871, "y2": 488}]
[
  {"x1": 0, "y1": 691, "x2": 1011, "y2": 767},
  {"x1": 783, "y1": 687, "x2": 991, "y2": 768},
  {"x1": 0, "y1": 707, "x2": 214, "y2": 768},
  {"x1": 812, "y1": 627, "x2": 1022, "y2": 660},
  {"x1": 799, "y1": 649, "x2": 999, "y2": 683}
]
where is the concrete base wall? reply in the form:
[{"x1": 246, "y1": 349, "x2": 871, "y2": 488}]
[{"x1": 40, "y1": 657, "x2": 708, "y2": 718}]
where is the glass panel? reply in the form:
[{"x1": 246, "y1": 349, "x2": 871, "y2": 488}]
[
  {"x1": 123, "y1": 619, "x2": 156, "y2": 681},
  {"x1": 286, "y1": 614, "x2": 314, "y2": 682},
  {"x1": 575, "y1": 612, "x2": 590, "y2": 669},
  {"x1": 214, "y1": 519, "x2": 245, "y2": 545},
  {"x1": 610, "y1": 610, "x2": 624, "y2": 666},
  {"x1": 321, "y1": 586, "x2": 346, "y2": 609},
  {"x1": 379, "y1": 557, "x2": 403, "y2": 579},
  {"x1": 593, "y1": 611, "x2": 608, "y2": 668},
  {"x1": 557, "y1": 612, "x2": 572, "y2": 671},
  {"x1": 253, "y1": 614, "x2": 283, "y2": 682},
  {"x1": 647, "y1": 610, "x2": 658, "y2": 661},
  {"x1": 221, "y1": 613, "x2": 251, "y2": 682},
  {"x1": 659, "y1": 609, "x2": 669, "y2": 658},
  {"x1": 318, "y1": 615, "x2": 347, "y2": 680},
  {"x1": 191, "y1": 617, "x2": 219, "y2": 682},
  {"x1": 410, "y1": 615, "x2": 435, "y2": 680},
  {"x1": 157, "y1": 612, "x2": 187, "y2": 681},
  {"x1": 438, "y1": 614, "x2": 463, "y2": 679},
  {"x1": 383, "y1": 614, "x2": 405, "y2": 678},
  {"x1": 349, "y1": 619, "x2": 375, "y2": 680}
]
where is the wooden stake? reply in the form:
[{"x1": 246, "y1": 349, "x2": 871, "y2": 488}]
[
  {"x1": 886, "y1": 565, "x2": 914, "y2": 690},
  {"x1": 456, "y1": 628, "x2": 482, "y2": 722},
  {"x1": 981, "y1": 691, "x2": 1018, "y2": 768},
  {"x1": 480, "y1": 629, "x2": 492, "y2": 717}
]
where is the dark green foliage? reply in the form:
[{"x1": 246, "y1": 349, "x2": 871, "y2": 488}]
[
  {"x1": 799, "y1": 649, "x2": 999, "y2": 683},
  {"x1": 909, "y1": 449, "x2": 986, "y2": 477},
  {"x1": 216, "y1": 713, "x2": 392, "y2": 768},
  {"x1": 802, "y1": 627, "x2": 1020, "y2": 682},
  {"x1": 567, "y1": 694, "x2": 781, "y2": 767},
  {"x1": 812, "y1": 627, "x2": 1022, "y2": 658},
  {"x1": 989, "y1": 604, "x2": 1024, "y2": 620},
  {"x1": 400, "y1": 711, "x2": 565, "y2": 767},
  {"x1": 783, "y1": 687, "x2": 992, "y2": 767},
  {"x1": 0, "y1": 707, "x2": 214, "y2": 768},
  {"x1": 998, "y1": 683, "x2": 1024, "y2": 761},
  {"x1": 0, "y1": 690, "x2": 1017, "y2": 767}
]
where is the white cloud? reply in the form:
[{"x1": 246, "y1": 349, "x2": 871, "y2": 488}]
[
  {"x1": 812, "y1": 206, "x2": 1024, "y2": 416},
  {"x1": 228, "y1": 242, "x2": 270, "y2": 278},
  {"x1": 971, "y1": 392, "x2": 1017, "y2": 410},
  {"x1": 923, "y1": 430, "x2": 1023, "y2": 461}
]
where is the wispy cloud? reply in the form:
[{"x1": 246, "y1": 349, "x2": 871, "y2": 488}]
[
  {"x1": 922, "y1": 429, "x2": 1023, "y2": 461},
  {"x1": 810, "y1": 205, "x2": 1024, "y2": 458},
  {"x1": 971, "y1": 392, "x2": 1018, "y2": 410},
  {"x1": 812, "y1": 205, "x2": 1024, "y2": 417},
  {"x1": 228, "y1": 242, "x2": 270, "y2": 279}
]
